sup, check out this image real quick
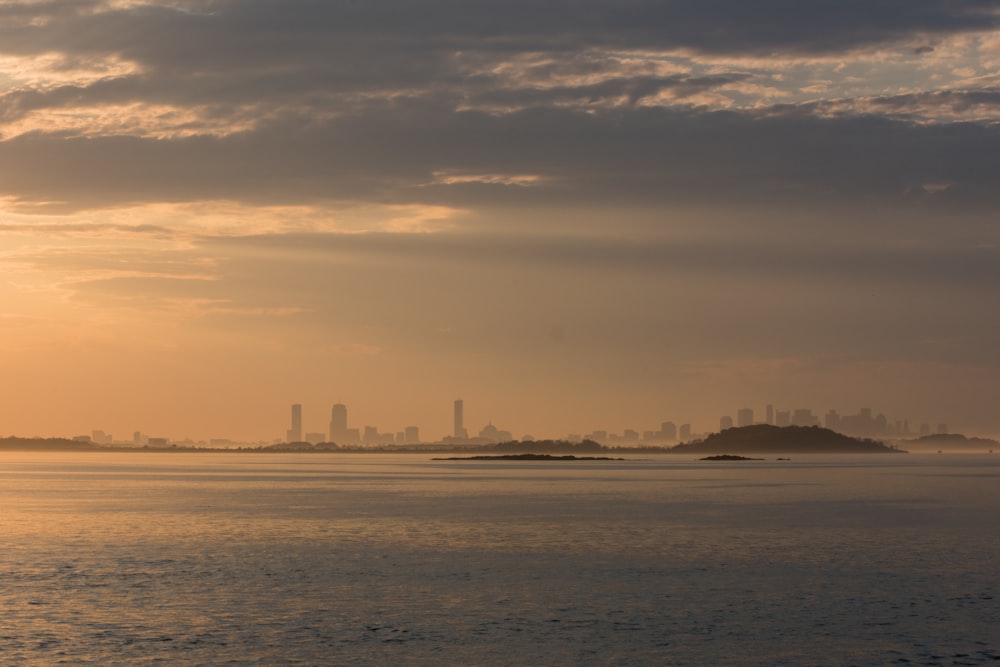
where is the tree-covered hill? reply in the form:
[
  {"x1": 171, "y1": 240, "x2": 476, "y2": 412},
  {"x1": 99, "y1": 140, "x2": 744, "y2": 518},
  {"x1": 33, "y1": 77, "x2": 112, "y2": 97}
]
[{"x1": 670, "y1": 425, "x2": 901, "y2": 454}]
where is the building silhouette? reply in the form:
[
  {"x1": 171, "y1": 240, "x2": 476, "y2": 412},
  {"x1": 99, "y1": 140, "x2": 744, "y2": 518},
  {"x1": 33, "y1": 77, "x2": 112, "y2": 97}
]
[
  {"x1": 287, "y1": 403, "x2": 303, "y2": 442},
  {"x1": 659, "y1": 421, "x2": 677, "y2": 441},
  {"x1": 792, "y1": 408, "x2": 819, "y2": 427},
  {"x1": 454, "y1": 399, "x2": 467, "y2": 439},
  {"x1": 329, "y1": 403, "x2": 348, "y2": 443},
  {"x1": 838, "y1": 407, "x2": 884, "y2": 436},
  {"x1": 478, "y1": 422, "x2": 513, "y2": 443}
]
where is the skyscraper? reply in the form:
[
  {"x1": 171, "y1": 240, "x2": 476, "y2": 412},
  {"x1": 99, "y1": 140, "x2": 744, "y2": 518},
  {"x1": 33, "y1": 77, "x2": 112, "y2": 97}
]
[
  {"x1": 737, "y1": 408, "x2": 754, "y2": 427},
  {"x1": 792, "y1": 408, "x2": 819, "y2": 427},
  {"x1": 329, "y1": 403, "x2": 348, "y2": 443},
  {"x1": 453, "y1": 399, "x2": 467, "y2": 439},
  {"x1": 287, "y1": 403, "x2": 303, "y2": 442}
]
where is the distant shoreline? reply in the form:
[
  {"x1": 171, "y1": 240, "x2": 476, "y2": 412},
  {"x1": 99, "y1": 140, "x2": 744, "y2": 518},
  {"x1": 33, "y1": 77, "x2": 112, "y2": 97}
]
[
  {"x1": 0, "y1": 426, "x2": 909, "y2": 455},
  {"x1": 18, "y1": 426, "x2": 1000, "y2": 456}
]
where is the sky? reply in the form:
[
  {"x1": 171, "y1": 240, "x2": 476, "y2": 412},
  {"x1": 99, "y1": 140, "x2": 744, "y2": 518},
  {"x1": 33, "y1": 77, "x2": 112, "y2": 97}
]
[{"x1": 1, "y1": 0, "x2": 999, "y2": 442}]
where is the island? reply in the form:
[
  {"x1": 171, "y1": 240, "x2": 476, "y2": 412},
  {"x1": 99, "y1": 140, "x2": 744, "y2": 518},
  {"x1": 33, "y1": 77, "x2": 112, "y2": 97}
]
[
  {"x1": 700, "y1": 454, "x2": 763, "y2": 461},
  {"x1": 901, "y1": 433, "x2": 997, "y2": 452},
  {"x1": 671, "y1": 424, "x2": 902, "y2": 455},
  {"x1": 0, "y1": 437, "x2": 103, "y2": 451},
  {"x1": 432, "y1": 454, "x2": 625, "y2": 461}
]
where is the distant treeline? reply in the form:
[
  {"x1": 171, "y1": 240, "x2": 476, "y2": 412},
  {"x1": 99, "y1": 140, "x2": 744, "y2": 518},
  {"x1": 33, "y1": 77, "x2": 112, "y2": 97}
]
[
  {"x1": 0, "y1": 437, "x2": 101, "y2": 451},
  {"x1": 907, "y1": 433, "x2": 997, "y2": 450},
  {"x1": 672, "y1": 424, "x2": 900, "y2": 454},
  {"x1": 496, "y1": 439, "x2": 606, "y2": 453},
  {"x1": 266, "y1": 439, "x2": 663, "y2": 453}
]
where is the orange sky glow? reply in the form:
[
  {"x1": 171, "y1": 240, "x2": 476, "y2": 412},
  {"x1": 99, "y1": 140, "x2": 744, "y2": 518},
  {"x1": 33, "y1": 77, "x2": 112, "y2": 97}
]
[{"x1": 2, "y1": 1, "x2": 999, "y2": 442}]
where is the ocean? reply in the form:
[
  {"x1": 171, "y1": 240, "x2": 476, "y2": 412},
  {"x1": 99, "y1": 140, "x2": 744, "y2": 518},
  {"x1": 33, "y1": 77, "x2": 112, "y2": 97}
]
[{"x1": 1, "y1": 451, "x2": 997, "y2": 665}]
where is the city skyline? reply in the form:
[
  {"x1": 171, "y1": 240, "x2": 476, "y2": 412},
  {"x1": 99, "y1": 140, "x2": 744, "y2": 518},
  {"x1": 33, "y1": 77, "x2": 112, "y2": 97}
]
[
  {"x1": 274, "y1": 399, "x2": 957, "y2": 446},
  {"x1": 1, "y1": 390, "x2": 976, "y2": 446},
  {"x1": 1, "y1": 393, "x2": 976, "y2": 445},
  {"x1": 1, "y1": 2, "x2": 998, "y2": 443}
]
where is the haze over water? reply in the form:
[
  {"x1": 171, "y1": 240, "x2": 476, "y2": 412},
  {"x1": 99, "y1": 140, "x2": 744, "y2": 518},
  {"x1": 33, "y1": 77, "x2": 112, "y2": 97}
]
[{"x1": 2, "y1": 452, "x2": 997, "y2": 665}]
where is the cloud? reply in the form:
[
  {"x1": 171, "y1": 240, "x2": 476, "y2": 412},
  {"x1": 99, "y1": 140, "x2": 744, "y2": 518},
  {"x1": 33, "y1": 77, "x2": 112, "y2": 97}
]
[
  {"x1": 768, "y1": 88, "x2": 1000, "y2": 123},
  {"x1": 6, "y1": 1, "x2": 999, "y2": 60},
  {"x1": 2, "y1": 0, "x2": 999, "y2": 224},
  {"x1": 3, "y1": 1, "x2": 999, "y2": 130},
  {"x1": 2, "y1": 99, "x2": 999, "y2": 228},
  {"x1": 0, "y1": 220, "x2": 172, "y2": 237}
]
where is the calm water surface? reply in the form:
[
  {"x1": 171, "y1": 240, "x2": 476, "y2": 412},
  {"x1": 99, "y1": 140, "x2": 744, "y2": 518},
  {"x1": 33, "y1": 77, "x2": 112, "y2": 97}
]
[{"x1": 1, "y1": 452, "x2": 998, "y2": 665}]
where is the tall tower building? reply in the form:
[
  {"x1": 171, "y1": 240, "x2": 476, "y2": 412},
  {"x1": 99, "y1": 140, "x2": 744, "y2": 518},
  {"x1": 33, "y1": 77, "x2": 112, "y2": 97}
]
[
  {"x1": 824, "y1": 409, "x2": 841, "y2": 432},
  {"x1": 660, "y1": 421, "x2": 677, "y2": 440},
  {"x1": 453, "y1": 399, "x2": 467, "y2": 439},
  {"x1": 329, "y1": 403, "x2": 348, "y2": 443},
  {"x1": 287, "y1": 403, "x2": 303, "y2": 442},
  {"x1": 737, "y1": 408, "x2": 754, "y2": 427}
]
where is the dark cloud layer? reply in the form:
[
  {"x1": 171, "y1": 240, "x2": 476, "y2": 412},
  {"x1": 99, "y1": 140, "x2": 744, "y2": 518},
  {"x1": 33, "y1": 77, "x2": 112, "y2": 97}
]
[
  {"x1": 3, "y1": 0, "x2": 998, "y2": 121},
  {"x1": 5, "y1": 0, "x2": 999, "y2": 58},
  {"x1": 3, "y1": 102, "x2": 999, "y2": 227},
  {"x1": 1, "y1": 0, "x2": 998, "y2": 225}
]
